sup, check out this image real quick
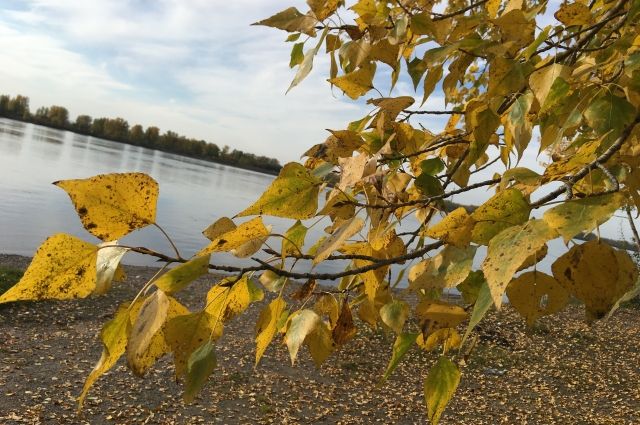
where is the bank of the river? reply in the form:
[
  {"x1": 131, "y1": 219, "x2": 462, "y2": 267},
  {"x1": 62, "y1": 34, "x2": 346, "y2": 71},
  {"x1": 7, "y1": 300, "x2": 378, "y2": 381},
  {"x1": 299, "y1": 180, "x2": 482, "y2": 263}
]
[{"x1": 1, "y1": 254, "x2": 639, "y2": 424}]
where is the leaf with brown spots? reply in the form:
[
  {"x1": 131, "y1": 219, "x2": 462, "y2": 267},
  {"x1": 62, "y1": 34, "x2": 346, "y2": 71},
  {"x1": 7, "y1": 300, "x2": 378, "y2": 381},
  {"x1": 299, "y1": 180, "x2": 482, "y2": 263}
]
[
  {"x1": 333, "y1": 299, "x2": 357, "y2": 345},
  {"x1": 415, "y1": 300, "x2": 467, "y2": 337},
  {"x1": 54, "y1": 172, "x2": 158, "y2": 241},
  {"x1": 506, "y1": 271, "x2": 570, "y2": 326},
  {"x1": 198, "y1": 217, "x2": 270, "y2": 256},
  {"x1": 0, "y1": 233, "x2": 98, "y2": 304}
]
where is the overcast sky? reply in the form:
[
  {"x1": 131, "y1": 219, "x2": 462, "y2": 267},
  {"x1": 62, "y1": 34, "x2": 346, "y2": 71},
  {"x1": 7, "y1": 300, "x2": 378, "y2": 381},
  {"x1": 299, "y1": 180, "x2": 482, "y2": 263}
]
[{"x1": 0, "y1": 0, "x2": 385, "y2": 163}]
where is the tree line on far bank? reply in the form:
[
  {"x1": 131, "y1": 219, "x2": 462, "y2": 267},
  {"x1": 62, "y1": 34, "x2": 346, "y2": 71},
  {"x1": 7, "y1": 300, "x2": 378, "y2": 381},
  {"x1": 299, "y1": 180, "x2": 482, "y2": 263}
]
[{"x1": 0, "y1": 94, "x2": 281, "y2": 174}]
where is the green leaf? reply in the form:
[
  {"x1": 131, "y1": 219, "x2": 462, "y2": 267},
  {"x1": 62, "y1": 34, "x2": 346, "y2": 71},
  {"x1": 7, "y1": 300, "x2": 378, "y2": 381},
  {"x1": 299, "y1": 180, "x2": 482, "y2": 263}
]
[
  {"x1": 584, "y1": 92, "x2": 636, "y2": 143},
  {"x1": 287, "y1": 28, "x2": 328, "y2": 93},
  {"x1": 415, "y1": 173, "x2": 443, "y2": 196},
  {"x1": 184, "y1": 341, "x2": 217, "y2": 403},
  {"x1": 282, "y1": 220, "x2": 308, "y2": 259},
  {"x1": 237, "y1": 163, "x2": 321, "y2": 219},
  {"x1": 289, "y1": 42, "x2": 304, "y2": 68},
  {"x1": 409, "y1": 245, "x2": 477, "y2": 291},
  {"x1": 543, "y1": 193, "x2": 625, "y2": 243},
  {"x1": 420, "y1": 158, "x2": 445, "y2": 176},
  {"x1": 154, "y1": 255, "x2": 210, "y2": 294},
  {"x1": 462, "y1": 279, "x2": 492, "y2": 344},
  {"x1": 456, "y1": 270, "x2": 485, "y2": 305},
  {"x1": 407, "y1": 57, "x2": 427, "y2": 89},
  {"x1": 482, "y1": 219, "x2": 558, "y2": 308},
  {"x1": 382, "y1": 332, "x2": 418, "y2": 382},
  {"x1": 379, "y1": 300, "x2": 409, "y2": 334},
  {"x1": 424, "y1": 357, "x2": 461, "y2": 425}
]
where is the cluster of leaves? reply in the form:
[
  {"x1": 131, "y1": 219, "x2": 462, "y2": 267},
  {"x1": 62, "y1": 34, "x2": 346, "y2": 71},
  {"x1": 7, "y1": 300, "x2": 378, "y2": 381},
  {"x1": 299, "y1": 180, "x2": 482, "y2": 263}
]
[{"x1": 2, "y1": 0, "x2": 640, "y2": 422}]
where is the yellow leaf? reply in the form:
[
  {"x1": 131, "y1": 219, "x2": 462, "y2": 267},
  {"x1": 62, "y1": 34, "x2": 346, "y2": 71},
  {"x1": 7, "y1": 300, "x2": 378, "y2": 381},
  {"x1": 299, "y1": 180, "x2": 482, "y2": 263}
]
[
  {"x1": 543, "y1": 193, "x2": 625, "y2": 243},
  {"x1": 198, "y1": 217, "x2": 269, "y2": 256},
  {"x1": 542, "y1": 138, "x2": 600, "y2": 183},
  {"x1": 415, "y1": 301, "x2": 467, "y2": 336},
  {"x1": 307, "y1": 0, "x2": 339, "y2": 20},
  {"x1": 313, "y1": 216, "x2": 365, "y2": 264},
  {"x1": 95, "y1": 242, "x2": 129, "y2": 295},
  {"x1": 552, "y1": 241, "x2": 638, "y2": 320},
  {"x1": 202, "y1": 217, "x2": 236, "y2": 241},
  {"x1": 165, "y1": 311, "x2": 223, "y2": 378},
  {"x1": 205, "y1": 276, "x2": 264, "y2": 322},
  {"x1": 154, "y1": 255, "x2": 210, "y2": 294},
  {"x1": 482, "y1": 219, "x2": 558, "y2": 309},
  {"x1": 0, "y1": 233, "x2": 97, "y2": 304},
  {"x1": 554, "y1": 2, "x2": 592, "y2": 26},
  {"x1": 471, "y1": 188, "x2": 530, "y2": 245},
  {"x1": 409, "y1": 245, "x2": 477, "y2": 291},
  {"x1": 78, "y1": 301, "x2": 133, "y2": 409},
  {"x1": 486, "y1": 0, "x2": 501, "y2": 18},
  {"x1": 516, "y1": 244, "x2": 548, "y2": 272},
  {"x1": 417, "y1": 328, "x2": 461, "y2": 353},
  {"x1": 506, "y1": 271, "x2": 570, "y2": 326},
  {"x1": 357, "y1": 297, "x2": 379, "y2": 328},
  {"x1": 54, "y1": 172, "x2": 158, "y2": 241},
  {"x1": 328, "y1": 62, "x2": 376, "y2": 100},
  {"x1": 493, "y1": 9, "x2": 535, "y2": 53},
  {"x1": 425, "y1": 208, "x2": 475, "y2": 247},
  {"x1": 313, "y1": 294, "x2": 340, "y2": 328},
  {"x1": 255, "y1": 298, "x2": 288, "y2": 367},
  {"x1": 284, "y1": 309, "x2": 320, "y2": 364},
  {"x1": 237, "y1": 163, "x2": 321, "y2": 219}
]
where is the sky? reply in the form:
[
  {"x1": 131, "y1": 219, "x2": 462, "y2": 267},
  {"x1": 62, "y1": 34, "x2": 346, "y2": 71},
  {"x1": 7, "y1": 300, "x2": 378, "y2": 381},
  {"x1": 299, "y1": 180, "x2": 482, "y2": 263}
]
[{"x1": 0, "y1": 0, "x2": 387, "y2": 163}]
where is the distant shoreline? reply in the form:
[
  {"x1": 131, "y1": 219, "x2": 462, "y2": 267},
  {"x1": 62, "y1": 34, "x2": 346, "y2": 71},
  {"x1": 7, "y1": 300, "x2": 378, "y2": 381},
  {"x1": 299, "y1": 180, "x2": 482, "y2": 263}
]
[{"x1": 1, "y1": 117, "x2": 282, "y2": 177}]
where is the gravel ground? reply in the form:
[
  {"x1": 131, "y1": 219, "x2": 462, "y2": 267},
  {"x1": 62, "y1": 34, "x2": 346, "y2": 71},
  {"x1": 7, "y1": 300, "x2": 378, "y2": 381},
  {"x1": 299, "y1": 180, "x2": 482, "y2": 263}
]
[{"x1": 1, "y1": 253, "x2": 639, "y2": 424}]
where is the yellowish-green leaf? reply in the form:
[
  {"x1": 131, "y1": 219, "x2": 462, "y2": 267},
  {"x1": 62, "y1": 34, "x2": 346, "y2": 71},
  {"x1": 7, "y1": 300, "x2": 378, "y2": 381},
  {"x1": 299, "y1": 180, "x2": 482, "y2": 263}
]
[
  {"x1": 426, "y1": 208, "x2": 475, "y2": 248},
  {"x1": 184, "y1": 340, "x2": 217, "y2": 403},
  {"x1": 282, "y1": 220, "x2": 308, "y2": 259},
  {"x1": 287, "y1": 27, "x2": 328, "y2": 93},
  {"x1": 54, "y1": 172, "x2": 158, "y2": 241},
  {"x1": 328, "y1": 62, "x2": 376, "y2": 100},
  {"x1": 424, "y1": 357, "x2": 461, "y2": 425},
  {"x1": 409, "y1": 245, "x2": 477, "y2": 291},
  {"x1": 529, "y1": 64, "x2": 569, "y2": 107},
  {"x1": 456, "y1": 270, "x2": 486, "y2": 305},
  {"x1": 78, "y1": 301, "x2": 132, "y2": 409},
  {"x1": 198, "y1": 217, "x2": 270, "y2": 256},
  {"x1": 306, "y1": 319, "x2": 334, "y2": 367},
  {"x1": 382, "y1": 332, "x2": 418, "y2": 382},
  {"x1": 0, "y1": 233, "x2": 97, "y2": 304},
  {"x1": 206, "y1": 276, "x2": 264, "y2": 322},
  {"x1": 314, "y1": 294, "x2": 340, "y2": 328},
  {"x1": 380, "y1": 299, "x2": 409, "y2": 334},
  {"x1": 313, "y1": 216, "x2": 365, "y2": 264},
  {"x1": 255, "y1": 298, "x2": 288, "y2": 367},
  {"x1": 126, "y1": 290, "x2": 170, "y2": 376},
  {"x1": 506, "y1": 271, "x2": 570, "y2": 326},
  {"x1": 95, "y1": 242, "x2": 129, "y2": 295},
  {"x1": 154, "y1": 255, "x2": 210, "y2": 294},
  {"x1": 259, "y1": 270, "x2": 287, "y2": 292},
  {"x1": 482, "y1": 219, "x2": 557, "y2": 309},
  {"x1": 202, "y1": 217, "x2": 236, "y2": 241},
  {"x1": 471, "y1": 188, "x2": 531, "y2": 245},
  {"x1": 552, "y1": 240, "x2": 638, "y2": 320},
  {"x1": 237, "y1": 163, "x2": 321, "y2": 219},
  {"x1": 165, "y1": 311, "x2": 223, "y2": 378},
  {"x1": 252, "y1": 7, "x2": 317, "y2": 36},
  {"x1": 284, "y1": 309, "x2": 320, "y2": 365},
  {"x1": 543, "y1": 193, "x2": 625, "y2": 243}
]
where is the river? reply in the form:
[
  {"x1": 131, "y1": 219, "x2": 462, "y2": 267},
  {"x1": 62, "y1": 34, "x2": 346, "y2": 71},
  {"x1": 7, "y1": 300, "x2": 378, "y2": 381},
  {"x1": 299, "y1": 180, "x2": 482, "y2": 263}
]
[{"x1": 0, "y1": 117, "x2": 634, "y2": 285}]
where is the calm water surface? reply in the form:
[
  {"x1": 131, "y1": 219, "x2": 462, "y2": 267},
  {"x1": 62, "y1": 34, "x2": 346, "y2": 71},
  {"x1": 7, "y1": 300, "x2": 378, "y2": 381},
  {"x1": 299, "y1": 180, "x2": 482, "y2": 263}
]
[{"x1": 0, "y1": 118, "x2": 632, "y2": 283}]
